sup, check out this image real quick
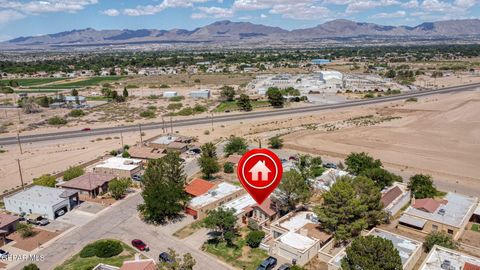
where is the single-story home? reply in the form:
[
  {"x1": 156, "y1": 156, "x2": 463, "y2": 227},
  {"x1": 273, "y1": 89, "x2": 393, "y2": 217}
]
[
  {"x1": 381, "y1": 183, "x2": 411, "y2": 216},
  {"x1": 58, "y1": 172, "x2": 117, "y2": 198},
  {"x1": 419, "y1": 245, "x2": 480, "y2": 270},
  {"x1": 0, "y1": 214, "x2": 20, "y2": 234},
  {"x1": 128, "y1": 146, "x2": 166, "y2": 160},
  {"x1": 93, "y1": 157, "x2": 143, "y2": 178},
  {"x1": 184, "y1": 178, "x2": 216, "y2": 197}
]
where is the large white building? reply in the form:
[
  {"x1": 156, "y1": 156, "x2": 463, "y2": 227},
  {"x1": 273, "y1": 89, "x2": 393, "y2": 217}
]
[
  {"x1": 4, "y1": 186, "x2": 79, "y2": 220},
  {"x1": 419, "y1": 245, "x2": 480, "y2": 270}
]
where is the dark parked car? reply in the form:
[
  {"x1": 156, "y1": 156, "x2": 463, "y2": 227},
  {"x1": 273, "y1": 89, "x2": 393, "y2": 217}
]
[
  {"x1": 132, "y1": 239, "x2": 149, "y2": 251},
  {"x1": 323, "y1": 163, "x2": 337, "y2": 169},
  {"x1": 278, "y1": 263, "x2": 291, "y2": 270},
  {"x1": 0, "y1": 249, "x2": 9, "y2": 259},
  {"x1": 159, "y1": 252, "x2": 174, "y2": 264},
  {"x1": 256, "y1": 256, "x2": 277, "y2": 270}
]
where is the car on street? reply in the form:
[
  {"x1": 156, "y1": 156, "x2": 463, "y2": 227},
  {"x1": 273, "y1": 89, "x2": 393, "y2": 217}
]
[
  {"x1": 81, "y1": 127, "x2": 92, "y2": 132},
  {"x1": 159, "y1": 252, "x2": 174, "y2": 264},
  {"x1": 131, "y1": 239, "x2": 149, "y2": 251},
  {"x1": 38, "y1": 218, "x2": 50, "y2": 226},
  {"x1": 0, "y1": 249, "x2": 9, "y2": 259},
  {"x1": 323, "y1": 163, "x2": 337, "y2": 169},
  {"x1": 278, "y1": 263, "x2": 291, "y2": 270},
  {"x1": 256, "y1": 256, "x2": 277, "y2": 270}
]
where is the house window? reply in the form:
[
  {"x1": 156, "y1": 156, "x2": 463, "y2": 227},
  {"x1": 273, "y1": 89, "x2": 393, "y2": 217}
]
[
  {"x1": 448, "y1": 229, "x2": 454, "y2": 234},
  {"x1": 432, "y1": 224, "x2": 438, "y2": 231}
]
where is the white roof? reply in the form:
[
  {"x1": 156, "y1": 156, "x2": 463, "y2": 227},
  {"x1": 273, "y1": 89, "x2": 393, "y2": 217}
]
[
  {"x1": 6, "y1": 186, "x2": 66, "y2": 206},
  {"x1": 404, "y1": 192, "x2": 478, "y2": 228},
  {"x1": 152, "y1": 136, "x2": 177, "y2": 145},
  {"x1": 314, "y1": 169, "x2": 349, "y2": 191},
  {"x1": 222, "y1": 194, "x2": 256, "y2": 215},
  {"x1": 420, "y1": 245, "x2": 480, "y2": 270},
  {"x1": 190, "y1": 182, "x2": 241, "y2": 208},
  {"x1": 317, "y1": 70, "x2": 343, "y2": 81},
  {"x1": 95, "y1": 157, "x2": 142, "y2": 171},
  {"x1": 280, "y1": 211, "x2": 317, "y2": 231},
  {"x1": 279, "y1": 231, "x2": 316, "y2": 251}
]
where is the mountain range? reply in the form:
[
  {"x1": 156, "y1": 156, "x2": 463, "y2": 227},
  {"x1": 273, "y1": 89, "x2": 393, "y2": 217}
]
[{"x1": 4, "y1": 19, "x2": 480, "y2": 50}]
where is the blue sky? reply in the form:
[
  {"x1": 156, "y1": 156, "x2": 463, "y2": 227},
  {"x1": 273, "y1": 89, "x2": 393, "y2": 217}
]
[{"x1": 1, "y1": 0, "x2": 479, "y2": 41}]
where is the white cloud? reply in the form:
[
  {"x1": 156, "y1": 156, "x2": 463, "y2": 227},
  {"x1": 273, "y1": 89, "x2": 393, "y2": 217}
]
[
  {"x1": 123, "y1": 0, "x2": 208, "y2": 16},
  {"x1": 0, "y1": 9, "x2": 25, "y2": 25},
  {"x1": 191, "y1": 6, "x2": 234, "y2": 19},
  {"x1": 101, "y1": 8, "x2": 119, "y2": 17},
  {"x1": 371, "y1": 10, "x2": 406, "y2": 18},
  {"x1": 401, "y1": 0, "x2": 419, "y2": 8},
  {"x1": 346, "y1": 0, "x2": 400, "y2": 13},
  {"x1": 260, "y1": 13, "x2": 267, "y2": 18},
  {"x1": 454, "y1": 0, "x2": 477, "y2": 7},
  {"x1": 269, "y1": 3, "x2": 332, "y2": 20},
  {"x1": 0, "y1": 0, "x2": 98, "y2": 14}
]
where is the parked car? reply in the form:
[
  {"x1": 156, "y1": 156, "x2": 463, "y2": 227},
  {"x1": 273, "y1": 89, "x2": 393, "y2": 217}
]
[
  {"x1": 256, "y1": 256, "x2": 277, "y2": 270},
  {"x1": 38, "y1": 218, "x2": 50, "y2": 226},
  {"x1": 323, "y1": 163, "x2": 337, "y2": 169},
  {"x1": 27, "y1": 215, "x2": 49, "y2": 226},
  {"x1": 132, "y1": 174, "x2": 142, "y2": 181},
  {"x1": 132, "y1": 239, "x2": 149, "y2": 251},
  {"x1": 159, "y1": 252, "x2": 174, "y2": 264},
  {"x1": 188, "y1": 148, "x2": 201, "y2": 155},
  {"x1": 0, "y1": 249, "x2": 9, "y2": 259},
  {"x1": 278, "y1": 263, "x2": 291, "y2": 270},
  {"x1": 81, "y1": 127, "x2": 91, "y2": 132}
]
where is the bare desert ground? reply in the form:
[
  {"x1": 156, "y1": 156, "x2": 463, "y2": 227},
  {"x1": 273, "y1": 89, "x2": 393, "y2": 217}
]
[{"x1": 283, "y1": 90, "x2": 480, "y2": 196}]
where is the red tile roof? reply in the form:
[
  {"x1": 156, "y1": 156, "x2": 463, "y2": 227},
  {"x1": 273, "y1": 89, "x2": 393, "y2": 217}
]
[
  {"x1": 120, "y1": 259, "x2": 156, "y2": 270},
  {"x1": 412, "y1": 198, "x2": 441, "y2": 213},
  {"x1": 381, "y1": 186, "x2": 403, "y2": 207},
  {"x1": 185, "y1": 178, "x2": 215, "y2": 197},
  {"x1": 464, "y1": 262, "x2": 480, "y2": 270}
]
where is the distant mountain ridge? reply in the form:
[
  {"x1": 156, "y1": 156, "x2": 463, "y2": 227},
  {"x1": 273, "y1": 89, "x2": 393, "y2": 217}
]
[{"x1": 5, "y1": 19, "x2": 480, "y2": 49}]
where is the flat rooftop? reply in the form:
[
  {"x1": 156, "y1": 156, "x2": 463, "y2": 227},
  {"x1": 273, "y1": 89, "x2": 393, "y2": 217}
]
[
  {"x1": 222, "y1": 194, "x2": 257, "y2": 215},
  {"x1": 403, "y1": 192, "x2": 478, "y2": 228},
  {"x1": 95, "y1": 157, "x2": 142, "y2": 171},
  {"x1": 279, "y1": 211, "x2": 317, "y2": 232},
  {"x1": 6, "y1": 186, "x2": 66, "y2": 206},
  {"x1": 279, "y1": 231, "x2": 316, "y2": 252},
  {"x1": 420, "y1": 245, "x2": 480, "y2": 270},
  {"x1": 151, "y1": 136, "x2": 177, "y2": 145},
  {"x1": 189, "y1": 182, "x2": 242, "y2": 208}
]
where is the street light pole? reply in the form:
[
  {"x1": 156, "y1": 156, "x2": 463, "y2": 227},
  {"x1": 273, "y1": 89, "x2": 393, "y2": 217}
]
[{"x1": 17, "y1": 159, "x2": 25, "y2": 190}]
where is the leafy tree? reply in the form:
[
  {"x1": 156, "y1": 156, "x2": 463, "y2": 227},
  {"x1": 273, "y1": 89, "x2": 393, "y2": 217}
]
[
  {"x1": 198, "y1": 155, "x2": 219, "y2": 179},
  {"x1": 424, "y1": 231, "x2": 457, "y2": 252},
  {"x1": 71, "y1": 89, "x2": 79, "y2": 96},
  {"x1": 345, "y1": 152, "x2": 382, "y2": 175},
  {"x1": 47, "y1": 116, "x2": 67, "y2": 125},
  {"x1": 223, "y1": 162, "x2": 234, "y2": 174},
  {"x1": 9, "y1": 80, "x2": 19, "y2": 87},
  {"x1": 138, "y1": 152, "x2": 189, "y2": 224},
  {"x1": 278, "y1": 170, "x2": 312, "y2": 210},
  {"x1": 122, "y1": 151, "x2": 131, "y2": 158},
  {"x1": 33, "y1": 174, "x2": 56, "y2": 187},
  {"x1": 268, "y1": 136, "x2": 283, "y2": 149},
  {"x1": 110, "y1": 90, "x2": 118, "y2": 100},
  {"x1": 22, "y1": 264, "x2": 40, "y2": 270},
  {"x1": 220, "y1": 85, "x2": 235, "y2": 101},
  {"x1": 360, "y1": 167, "x2": 402, "y2": 189},
  {"x1": 341, "y1": 236, "x2": 403, "y2": 270},
  {"x1": 315, "y1": 176, "x2": 385, "y2": 242},
  {"x1": 63, "y1": 166, "x2": 84, "y2": 181},
  {"x1": 224, "y1": 136, "x2": 248, "y2": 156},
  {"x1": 237, "y1": 94, "x2": 252, "y2": 111},
  {"x1": 294, "y1": 154, "x2": 323, "y2": 180},
  {"x1": 203, "y1": 208, "x2": 237, "y2": 242},
  {"x1": 246, "y1": 230, "x2": 265, "y2": 248},
  {"x1": 266, "y1": 87, "x2": 285, "y2": 107},
  {"x1": 123, "y1": 87, "x2": 129, "y2": 98},
  {"x1": 200, "y1": 142, "x2": 217, "y2": 158},
  {"x1": 38, "y1": 96, "x2": 51, "y2": 107},
  {"x1": 408, "y1": 174, "x2": 440, "y2": 199},
  {"x1": 108, "y1": 178, "x2": 131, "y2": 200},
  {"x1": 385, "y1": 69, "x2": 397, "y2": 79},
  {"x1": 159, "y1": 248, "x2": 196, "y2": 270}
]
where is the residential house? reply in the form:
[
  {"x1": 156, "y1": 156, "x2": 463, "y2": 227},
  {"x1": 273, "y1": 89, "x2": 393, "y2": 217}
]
[
  {"x1": 58, "y1": 172, "x2": 116, "y2": 198},
  {"x1": 398, "y1": 192, "x2": 478, "y2": 240},
  {"x1": 381, "y1": 183, "x2": 411, "y2": 216},
  {"x1": 313, "y1": 168, "x2": 349, "y2": 192},
  {"x1": 184, "y1": 178, "x2": 215, "y2": 197},
  {"x1": 419, "y1": 245, "x2": 480, "y2": 270},
  {"x1": 0, "y1": 214, "x2": 20, "y2": 244},
  {"x1": 94, "y1": 257, "x2": 156, "y2": 270},
  {"x1": 93, "y1": 157, "x2": 143, "y2": 178},
  {"x1": 128, "y1": 146, "x2": 166, "y2": 161}
]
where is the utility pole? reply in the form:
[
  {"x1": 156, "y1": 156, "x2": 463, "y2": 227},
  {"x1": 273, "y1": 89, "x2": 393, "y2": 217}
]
[
  {"x1": 211, "y1": 112, "x2": 214, "y2": 131},
  {"x1": 120, "y1": 131, "x2": 124, "y2": 149},
  {"x1": 138, "y1": 124, "x2": 143, "y2": 144},
  {"x1": 16, "y1": 132, "x2": 23, "y2": 154},
  {"x1": 162, "y1": 116, "x2": 166, "y2": 134},
  {"x1": 258, "y1": 138, "x2": 262, "y2": 148},
  {"x1": 17, "y1": 159, "x2": 25, "y2": 190},
  {"x1": 170, "y1": 116, "x2": 173, "y2": 133}
]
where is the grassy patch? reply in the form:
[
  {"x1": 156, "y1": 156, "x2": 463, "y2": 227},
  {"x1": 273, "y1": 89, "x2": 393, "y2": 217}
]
[
  {"x1": 472, "y1": 223, "x2": 480, "y2": 232},
  {"x1": 54, "y1": 241, "x2": 136, "y2": 270},
  {"x1": 16, "y1": 89, "x2": 62, "y2": 93},
  {"x1": 28, "y1": 76, "x2": 125, "y2": 89},
  {"x1": 202, "y1": 229, "x2": 268, "y2": 270},
  {"x1": 213, "y1": 100, "x2": 270, "y2": 113},
  {"x1": 1, "y1": 78, "x2": 67, "y2": 87}
]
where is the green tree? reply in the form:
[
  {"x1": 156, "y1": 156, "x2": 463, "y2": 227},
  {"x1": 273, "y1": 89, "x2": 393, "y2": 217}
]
[
  {"x1": 22, "y1": 264, "x2": 40, "y2": 270},
  {"x1": 68, "y1": 109, "x2": 85, "y2": 117},
  {"x1": 220, "y1": 85, "x2": 235, "y2": 101},
  {"x1": 33, "y1": 174, "x2": 56, "y2": 187},
  {"x1": 38, "y1": 96, "x2": 51, "y2": 107},
  {"x1": 198, "y1": 155, "x2": 219, "y2": 179},
  {"x1": 138, "y1": 152, "x2": 189, "y2": 224},
  {"x1": 224, "y1": 136, "x2": 248, "y2": 156},
  {"x1": 203, "y1": 208, "x2": 237, "y2": 243},
  {"x1": 47, "y1": 116, "x2": 67, "y2": 125},
  {"x1": 266, "y1": 87, "x2": 285, "y2": 107},
  {"x1": 268, "y1": 136, "x2": 283, "y2": 149},
  {"x1": 294, "y1": 154, "x2": 323, "y2": 180},
  {"x1": 278, "y1": 170, "x2": 312, "y2": 210},
  {"x1": 122, "y1": 151, "x2": 131, "y2": 158},
  {"x1": 385, "y1": 69, "x2": 397, "y2": 79},
  {"x1": 63, "y1": 166, "x2": 84, "y2": 181},
  {"x1": 158, "y1": 248, "x2": 196, "y2": 270},
  {"x1": 201, "y1": 142, "x2": 217, "y2": 158},
  {"x1": 71, "y1": 89, "x2": 79, "y2": 96},
  {"x1": 341, "y1": 236, "x2": 403, "y2": 270},
  {"x1": 237, "y1": 94, "x2": 252, "y2": 111},
  {"x1": 408, "y1": 174, "x2": 440, "y2": 199},
  {"x1": 123, "y1": 87, "x2": 129, "y2": 98},
  {"x1": 108, "y1": 178, "x2": 131, "y2": 200},
  {"x1": 246, "y1": 230, "x2": 266, "y2": 248},
  {"x1": 223, "y1": 162, "x2": 234, "y2": 174},
  {"x1": 424, "y1": 231, "x2": 457, "y2": 252},
  {"x1": 17, "y1": 223, "x2": 36, "y2": 238},
  {"x1": 345, "y1": 152, "x2": 382, "y2": 175},
  {"x1": 360, "y1": 167, "x2": 402, "y2": 189}
]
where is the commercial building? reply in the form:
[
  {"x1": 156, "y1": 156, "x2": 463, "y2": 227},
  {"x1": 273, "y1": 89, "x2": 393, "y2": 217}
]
[
  {"x1": 185, "y1": 182, "x2": 243, "y2": 219},
  {"x1": 328, "y1": 228, "x2": 422, "y2": 270},
  {"x1": 189, "y1": 89, "x2": 210, "y2": 99},
  {"x1": 93, "y1": 157, "x2": 143, "y2": 178},
  {"x1": 267, "y1": 211, "x2": 332, "y2": 266},
  {"x1": 419, "y1": 245, "x2": 480, "y2": 270},
  {"x1": 58, "y1": 172, "x2": 116, "y2": 198},
  {"x1": 398, "y1": 192, "x2": 478, "y2": 240},
  {"x1": 381, "y1": 183, "x2": 411, "y2": 216},
  {"x1": 4, "y1": 186, "x2": 79, "y2": 220}
]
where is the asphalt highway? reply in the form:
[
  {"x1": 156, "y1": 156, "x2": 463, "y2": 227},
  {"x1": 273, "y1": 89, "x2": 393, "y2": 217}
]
[{"x1": 1, "y1": 82, "x2": 479, "y2": 145}]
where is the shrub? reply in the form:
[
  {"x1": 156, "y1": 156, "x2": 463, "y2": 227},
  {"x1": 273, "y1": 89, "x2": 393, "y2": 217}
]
[
  {"x1": 406, "y1": 97, "x2": 418, "y2": 102},
  {"x1": 169, "y1": 96, "x2": 184, "y2": 102},
  {"x1": 363, "y1": 93, "x2": 375, "y2": 99},
  {"x1": 268, "y1": 136, "x2": 283, "y2": 149},
  {"x1": 79, "y1": 243, "x2": 97, "y2": 258},
  {"x1": 424, "y1": 232, "x2": 457, "y2": 252},
  {"x1": 33, "y1": 174, "x2": 56, "y2": 187},
  {"x1": 223, "y1": 162, "x2": 234, "y2": 174},
  {"x1": 68, "y1": 109, "x2": 85, "y2": 117},
  {"x1": 167, "y1": 103, "x2": 183, "y2": 111},
  {"x1": 48, "y1": 116, "x2": 67, "y2": 125},
  {"x1": 17, "y1": 223, "x2": 36, "y2": 238},
  {"x1": 246, "y1": 230, "x2": 265, "y2": 248},
  {"x1": 139, "y1": 110, "x2": 156, "y2": 118},
  {"x1": 160, "y1": 84, "x2": 170, "y2": 88},
  {"x1": 63, "y1": 166, "x2": 84, "y2": 181},
  {"x1": 22, "y1": 264, "x2": 40, "y2": 270},
  {"x1": 79, "y1": 239, "x2": 123, "y2": 258}
]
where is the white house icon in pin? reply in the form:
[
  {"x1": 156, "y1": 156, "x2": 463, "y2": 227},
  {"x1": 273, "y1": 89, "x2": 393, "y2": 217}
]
[{"x1": 248, "y1": 160, "x2": 271, "y2": 181}]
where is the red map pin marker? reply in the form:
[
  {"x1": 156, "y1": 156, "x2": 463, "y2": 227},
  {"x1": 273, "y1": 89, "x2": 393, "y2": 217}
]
[{"x1": 237, "y1": 148, "x2": 283, "y2": 205}]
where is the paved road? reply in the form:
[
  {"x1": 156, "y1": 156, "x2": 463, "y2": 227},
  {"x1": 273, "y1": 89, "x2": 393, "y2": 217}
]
[{"x1": 2, "y1": 82, "x2": 479, "y2": 145}]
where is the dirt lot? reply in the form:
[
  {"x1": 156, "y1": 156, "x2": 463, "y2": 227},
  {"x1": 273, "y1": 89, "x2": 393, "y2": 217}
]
[
  {"x1": 282, "y1": 90, "x2": 480, "y2": 196},
  {"x1": 8, "y1": 228, "x2": 60, "y2": 251}
]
